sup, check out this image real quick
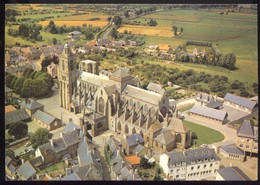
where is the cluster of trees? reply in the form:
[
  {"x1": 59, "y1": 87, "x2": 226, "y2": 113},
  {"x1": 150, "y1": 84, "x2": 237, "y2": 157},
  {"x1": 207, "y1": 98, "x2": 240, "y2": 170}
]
[
  {"x1": 172, "y1": 25, "x2": 183, "y2": 35},
  {"x1": 176, "y1": 42, "x2": 236, "y2": 70},
  {"x1": 112, "y1": 16, "x2": 122, "y2": 27},
  {"x1": 8, "y1": 23, "x2": 43, "y2": 42},
  {"x1": 5, "y1": 68, "x2": 54, "y2": 98},
  {"x1": 41, "y1": 55, "x2": 59, "y2": 71},
  {"x1": 30, "y1": 128, "x2": 52, "y2": 150},
  {"x1": 130, "y1": 62, "x2": 254, "y2": 98},
  {"x1": 124, "y1": 6, "x2": 157, "y2": 18},
  {"x1": 148, "y1": 19, "x2": 157, "y2": 26},
  {"x1": 44, "y1": 21, "x2": 100, "y2": 40},
  {"x1": 5, "y1": 9, "x2": 19, "y2": 22},
  {"x1": 8, "y1": 121, "x2": 28, "y2": 140},
  {"x1": 119, "y1": 30, "x2": 145, "y2": 46}
]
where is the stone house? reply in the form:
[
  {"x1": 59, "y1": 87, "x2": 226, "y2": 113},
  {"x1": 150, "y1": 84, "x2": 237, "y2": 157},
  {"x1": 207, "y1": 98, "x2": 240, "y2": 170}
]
[
  {"x1": 195, "y1": 93, "x2": 216, "y2": 106},
  {"x1": 188, "y1": 104, "x2": 228, "y2": 124},
  {"x1": 32, "y1": 110, "x2": 62, "y2": 131},
  {"x1": 5, "y1": 109, "x2": 31, "y2": 129},
  {"x1": 219, "y1": 144, "x2": 245, "y2": 162},
  {"x1": 5, "y1": 86, "x2": 13, "y2": 104},
  {"x1": 20, "y1": 98, "x2": 44, "y2": 117},
  {"x1": 224, "y1": 93, "x2": 258, "y2": 113},
  {"x1": 5, "y1": 50, "x2": 19, "y2": 64},
  {"x1": 121, "y1": 133, "x2": 147, "y2": 156},
  {"x1": 5, "y1": 152, "x2": 22, "y2": 180},
  {"x1": 236, "y1": 120, "x2": 258, "y2": 155},
  {"x1": 47, "y1": 62, "x2": 59, "y2": 78},
  {"x1": 68, "y1": 31, "x2": 81, "y2": 40},
  {"x1": 160, "y1": 148, "x2": 221, "y2": 180},
  {"x1": 16, "y1": 161, "x2": 37, "y2": 181},
  {"x1": 21, "y1": 47, "x2": 42, "y2": 60}
]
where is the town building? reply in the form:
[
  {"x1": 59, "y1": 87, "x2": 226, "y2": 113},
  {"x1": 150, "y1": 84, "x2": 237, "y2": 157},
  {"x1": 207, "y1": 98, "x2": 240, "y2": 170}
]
[
  {"x1": 121, "y1": 133, "x2": 147, "y2": 156},
  {"x1": 188, "y1": 104, "x2": 228, "y2": 124},
  {"x1": 5, "y1": 151, "x2": 22, "y2": 180},
  {"x1": 32, "y1": 110, "x2": 62, "y2": 131},
  {"x1": 68, "y1": 31, "x2": 82, "y2": 40},
  {"x1": 47, "y1": 62, "x2": 59, "y2": 78},
  {"x1": 5, "y1": 109, "x2": 31, "y2": 129},
  {"x1": 158, "y1": 44, "x2": 170, "y2": 53},
  {"x1": 160, "y1": 148, "x2": 221, "y2": 180},
  {"x1": 57, "y1": 42, "x2": 192, "y2": 151},
  {"x1": 219, "y1": 144, "x2": 245, "y2": 162},
  {"x1": 224, "y1": 93, "x2": 258, "y2": 113},
  {"x1": 216, "y1": 166, "x2": 250, "y2": 181},
  {"x1": 16, "y1": 161, "x2": 37, "y2": 181},
  {"x1": 20, "y1": 98, "x2": 44, "y2": 117},
  {"x1": 195, "y1": 93, "x2": 216, "y2": 106},
  {"x1": 236, "y1": 120, "x2": 258, "y2": 155}
]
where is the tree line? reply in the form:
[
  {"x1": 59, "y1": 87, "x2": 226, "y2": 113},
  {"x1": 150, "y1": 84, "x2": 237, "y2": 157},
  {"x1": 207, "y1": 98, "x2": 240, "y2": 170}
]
[{"x1": 5, "y1": 68, "x2": 54, "y2": 98}]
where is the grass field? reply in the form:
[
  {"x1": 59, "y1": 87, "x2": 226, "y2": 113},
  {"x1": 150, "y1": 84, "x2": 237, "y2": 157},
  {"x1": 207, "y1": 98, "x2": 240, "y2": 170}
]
[
  {"x1": 179, "y1": 104, "x2": 194, "y2": 112},
  {"x1": 39, "y1": 20, "x2": 108, "y2": 28},
  {"x1": 183, "y1": 120, "x2": 224, "y2": 147}
]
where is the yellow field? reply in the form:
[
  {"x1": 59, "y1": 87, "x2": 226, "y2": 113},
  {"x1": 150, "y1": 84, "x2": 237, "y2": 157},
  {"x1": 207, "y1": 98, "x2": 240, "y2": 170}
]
[
  {"x1": 53, "y1": 13, "x2": 109, "y2": 21},
  {"x1": 39, "y1": 20, "x2": 108, "y2": 28},
  {"x1": 118, "y1": 24, "x2": 174, "y2": 37}
]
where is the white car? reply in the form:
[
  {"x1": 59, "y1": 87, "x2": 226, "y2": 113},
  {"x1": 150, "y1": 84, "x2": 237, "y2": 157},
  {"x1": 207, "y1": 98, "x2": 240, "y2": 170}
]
[
  {"x1": 200, "y1": 144, "x2": 208, "y2": 148},
  {"x1": 26, "y1": 148, "x2": 34, "y2": 153},
  {"x1": 24, "y1": 142, "x2": 31, "y2": 147}
]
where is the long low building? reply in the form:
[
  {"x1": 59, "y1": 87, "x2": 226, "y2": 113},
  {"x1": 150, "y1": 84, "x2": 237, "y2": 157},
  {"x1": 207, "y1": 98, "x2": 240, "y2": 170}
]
[
  {"x1": 224, "y1": 93, "x2": 258, "y2": 113},
  {"x1": 32, "y1": 110, "x2": 62, "y2": 131},
  {"x1": 5, "y1": 109, "x2": 31, "y2": 129},
  {"x1": 219, "y1": 144, "x2": 245, "y2": 162},
  {"x1": 216, "y1": 166, "x2": 250, "y2": 181},
  {"x1": 188, "y1": 104, "x2": 228, "y2": 124}
]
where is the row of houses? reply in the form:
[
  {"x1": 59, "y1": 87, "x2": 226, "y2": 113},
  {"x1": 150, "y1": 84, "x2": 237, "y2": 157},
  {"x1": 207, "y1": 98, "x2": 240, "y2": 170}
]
[{"x1": 188, "y1": 93, "x2": 258, "y2": 125}]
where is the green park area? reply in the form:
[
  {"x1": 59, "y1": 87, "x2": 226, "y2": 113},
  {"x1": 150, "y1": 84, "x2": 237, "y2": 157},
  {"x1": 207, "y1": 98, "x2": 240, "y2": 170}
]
[{"x1": 183, "y1": 120, "x2": 224, "y2": 147}]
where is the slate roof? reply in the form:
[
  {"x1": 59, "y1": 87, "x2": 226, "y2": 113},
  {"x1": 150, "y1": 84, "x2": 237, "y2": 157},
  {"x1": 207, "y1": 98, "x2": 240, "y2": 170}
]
[
  {"x1": 77, "y1": 139, "x2": 93, "y2": 167},
  {"x1": 8, "y1": 163, "x2": 17, "y2": 173},
  {"x1": 189, "y1": 104, "x2": 228, "y2": 121},
  {"x1": 52, "y1": 138, "x2": 67, "y2": 153},
  {"x1": 63, "y1": 122, "x2": 80, "y2": 134},
  {"x1": 5, "y1": 155, "x2": 12, "y2": 166},
  {"x1": 32, "y1": 110, "x2": 56, "y2": 125},
  {"x1": 78, "y1": 70, "x2": 114, "y2": 87},
  {"x1": 112, "y1": 67, "x2": 130, "y2": 78},
  {"x1": 131, "y1": 144, "x2": 145, "y2": 154},
  {"x1": 147, "y1": 82, "x2": 165, "y2": 95},
  {"x1": 63, "y1": 130, "x2": 79, "y2": 147},
  {"x1": 126, "y1": 134, "x2": 144, "y2": 147},
  {"x1": 167, "y1": 148, "x2": 220, "y2": 166},
  {"x1": 29, "y1": 156, "x2": 44, "y2": 167},
  {"x1": 154, "y1": 129, "x2": 175, "y2": 145},
  {"x1": 5, "y1": 109, "x2": 30, "y2": 126},
  {"x1": 38, "y1": 142, "x2": 54, "y2": 157},
  {"x1": 16, "y1": 161, "x2": 36, "y2": 180},
  {"x1": 103, "y1": 84, "x2": 118, "y2": 96},
  {"x1": 61, "y1": 172, "x2": 83, "y2": 180},
  {"x1": 237, "y1": 120, "x2": 255, "y2": 139},
  {"x1": 123, "y1": 85, "x2": 163, "y2": 105},
  {"x1": 220, "y1": 144, "x2": 245, "y2": 156},
  {"x1": 70, "y1": 31, "x2": 82, "y2": 35},
  {"x1": 20, "y1": 98, "x2": 43, "y2": 110},
  {"x1": 206, "y1": 101, "x2": 223, "y2": 109},
  {"x1": 168, "y1": 117, "x2": 190, "y2": 133},
  {"x1": 224, "y1": 93, "x2": 257, "y2": 109},
  {"x1": 217, "y1": 166, "x2": 250, "y2": 180}
]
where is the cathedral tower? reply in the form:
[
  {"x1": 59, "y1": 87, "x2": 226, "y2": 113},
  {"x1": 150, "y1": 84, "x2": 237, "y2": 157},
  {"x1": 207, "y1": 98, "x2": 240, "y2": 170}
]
[{"x1": 58, "y1": 42, "x2": 77, "y2": 111}]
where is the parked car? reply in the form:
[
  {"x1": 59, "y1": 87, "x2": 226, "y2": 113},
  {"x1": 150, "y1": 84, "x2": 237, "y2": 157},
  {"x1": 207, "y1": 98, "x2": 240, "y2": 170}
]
[
  {"x1": 200, "y1": 144, "x2": 208, "y2": 148},
  {"x1": 19, "y1": 152, "x2": 25, "y2": 156},
  {"x1": 24, "y1": 142, "x2": 31, "y2": 147},
  {"x1": 25, "y1": 148, "x2": 34, "y2": 153}
]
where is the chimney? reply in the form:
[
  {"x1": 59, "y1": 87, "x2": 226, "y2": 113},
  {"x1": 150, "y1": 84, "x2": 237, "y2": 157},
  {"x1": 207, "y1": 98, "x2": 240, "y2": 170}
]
[
  {"x1": 207, "y1": 96, "x2": 210, "y2": 101},
  {"x1": 69, "y1": 118, "x2": 73, "y2": 123},
  {"x1": 21, "y1": 158, "x2": 25, "y2": 164},
  {"x1": 135, "y1": 152, "x2": 138, "y2": 156},
  {"x1": 50, "y1": 140, "x2": 54, "y2": 148},
  {"x1": 60, "y1": 132, "x2": 63, "y2": 138},
  {"x1": 182, "y1": 150, "x2": 186, "y2": 157},
  {"x1": 200, "y1": 94, "x2": 202, "y2": 99},
  {"x1": 117, "y1": 149, "x2": 120, "y2": 156},
  {"x1": 230, "y1": 162, "x2": 233, "y2": 167}
]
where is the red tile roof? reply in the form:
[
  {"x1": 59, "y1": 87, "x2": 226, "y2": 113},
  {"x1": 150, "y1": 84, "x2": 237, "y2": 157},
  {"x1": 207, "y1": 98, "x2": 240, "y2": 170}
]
[{"x1": 125, "y1": 155, "x2": 140, "y2": 165}]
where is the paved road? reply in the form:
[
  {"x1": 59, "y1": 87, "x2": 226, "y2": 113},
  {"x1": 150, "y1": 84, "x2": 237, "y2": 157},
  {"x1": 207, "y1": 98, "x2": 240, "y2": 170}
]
[{"x1": 184, "y1": 114, "x2": 237, "y2": 147}]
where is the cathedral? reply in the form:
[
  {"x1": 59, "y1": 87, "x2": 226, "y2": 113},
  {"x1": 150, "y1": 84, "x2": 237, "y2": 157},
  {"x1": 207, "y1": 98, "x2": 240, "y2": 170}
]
[{"x1": 58, "y1": 42, "x2": 192, "y2": 151}]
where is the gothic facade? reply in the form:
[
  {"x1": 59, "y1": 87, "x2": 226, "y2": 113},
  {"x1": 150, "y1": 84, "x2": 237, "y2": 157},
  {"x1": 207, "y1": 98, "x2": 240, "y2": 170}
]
[{"x1": 58, "y1": 43, "x2": 192, "y2": 151}]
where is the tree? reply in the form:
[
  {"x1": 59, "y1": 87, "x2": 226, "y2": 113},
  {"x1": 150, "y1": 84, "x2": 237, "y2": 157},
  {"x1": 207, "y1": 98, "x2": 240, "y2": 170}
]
[
  {"x1": 222, "y1": 53, "x2": 236, "y2": 70},
  {"x1": 52, "y1": 38, "x2": 57, "y2": 45},
  {"x1": 180, "y1": 27, "x2": 183, "y2": 33},
  {"x1": 30, "y1": 128, "x2": 52, "y2": 150},
  {"x1": 110, "y1": 28, "x2": 118, "y2": 39},
  {"x1": 85, "y1": 31, "x2": 94, "y2": 40},
  {"x1": 8, "y1": 122, "x2": 28, "y2": 140},
  {"x1": 112, "y1": 16, "x2": 122, "y2": 27}
]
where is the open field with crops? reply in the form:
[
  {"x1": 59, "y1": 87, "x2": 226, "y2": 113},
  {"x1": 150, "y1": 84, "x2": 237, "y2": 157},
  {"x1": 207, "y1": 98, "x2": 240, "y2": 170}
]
[
  {"x1": 118, "y1": 24, "x2": 174, "y2": 37},
  {"x1": 39, "y1": 20, "x2": 108, "y2": 28},
  {"x1": 125, "y1": 9, "x2": 257, "y2": 84}
]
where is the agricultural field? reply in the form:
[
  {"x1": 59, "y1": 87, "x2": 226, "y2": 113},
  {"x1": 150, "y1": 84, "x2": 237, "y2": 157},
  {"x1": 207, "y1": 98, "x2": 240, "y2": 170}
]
[{"x1": 122, "y1": 9, "x2": 257, "y2": 84}]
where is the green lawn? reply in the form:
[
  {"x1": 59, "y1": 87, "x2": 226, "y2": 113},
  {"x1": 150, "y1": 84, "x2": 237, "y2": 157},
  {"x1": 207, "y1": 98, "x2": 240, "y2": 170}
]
[
  {"x1": 183, "y1": 120, "x2": 224, "y2": 147},
  {"x1": 179, "y1": 104, "x2": 194, "y2": 112}
]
